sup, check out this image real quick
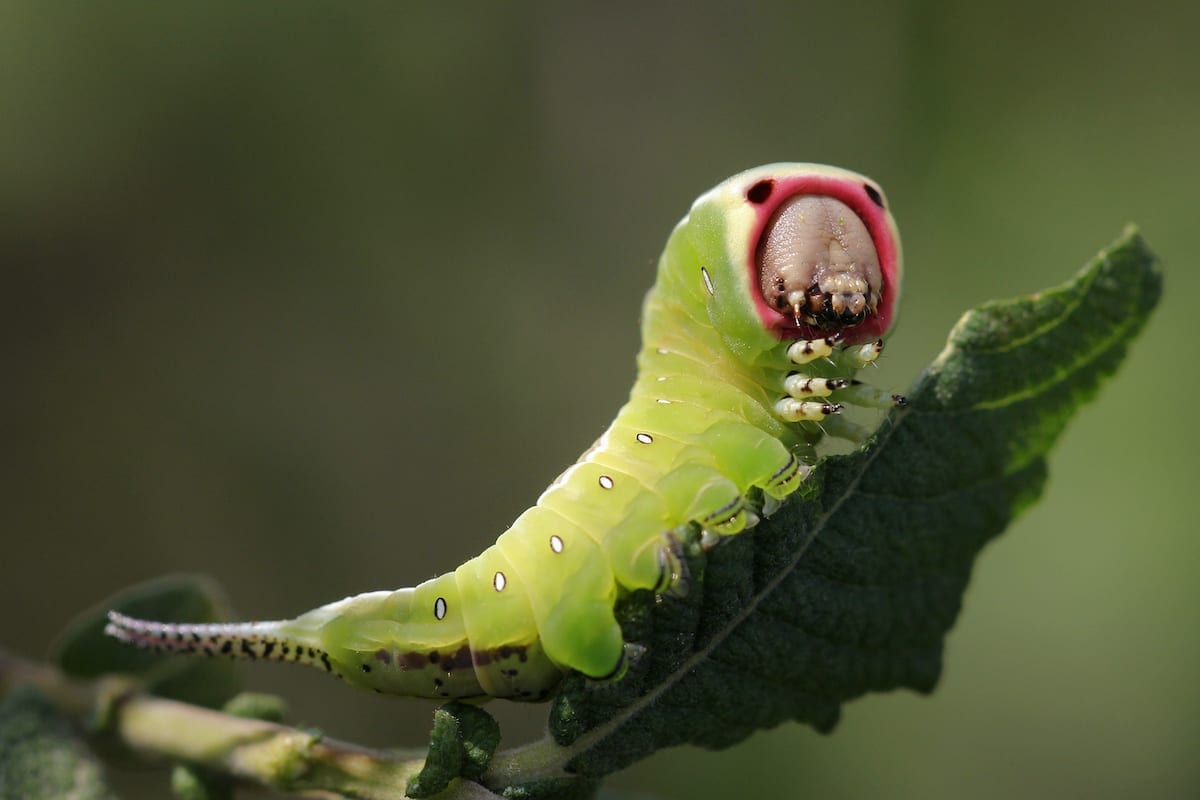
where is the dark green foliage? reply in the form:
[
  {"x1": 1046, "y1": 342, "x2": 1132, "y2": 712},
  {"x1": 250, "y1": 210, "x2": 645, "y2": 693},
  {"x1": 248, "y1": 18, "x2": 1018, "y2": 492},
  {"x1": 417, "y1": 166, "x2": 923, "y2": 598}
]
[
  {"x1": 495, "y1": 229, "x2": 1160, "y2": 793},
  {"x1": 406, "y1": 702, "x2": 502, "y2": 798},
  {"x1": 170, "y1": 764, "x2": 231, "y2": 800},
  {"x1": 53, "y1": 574, "x2": 241, "y2": 710},
  {"x1": 221, "y1": 692, "x2": 288, "y2": 724},
  {"x1": 0, "y1": 686, "x2": 116, "y2": 800}
]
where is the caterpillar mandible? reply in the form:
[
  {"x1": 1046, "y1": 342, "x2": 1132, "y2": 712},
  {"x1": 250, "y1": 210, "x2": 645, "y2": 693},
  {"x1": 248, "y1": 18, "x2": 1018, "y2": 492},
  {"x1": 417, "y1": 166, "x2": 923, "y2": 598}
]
[{"x1": 107, "y1": 163, "x2": 904, "y2": 702}]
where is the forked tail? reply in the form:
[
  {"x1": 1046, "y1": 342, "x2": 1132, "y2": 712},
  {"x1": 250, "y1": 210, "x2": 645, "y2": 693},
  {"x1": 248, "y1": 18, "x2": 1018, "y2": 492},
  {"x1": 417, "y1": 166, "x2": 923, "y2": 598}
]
[{"x1": 105, "y1": 611, "x2": 336, "y2": 674}]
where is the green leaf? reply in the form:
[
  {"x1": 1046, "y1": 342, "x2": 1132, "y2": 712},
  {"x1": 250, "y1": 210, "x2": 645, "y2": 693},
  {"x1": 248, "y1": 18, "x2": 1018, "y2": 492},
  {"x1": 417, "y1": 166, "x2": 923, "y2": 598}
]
[
  {"x1": 52, "y1": 574, "x2": 241, "y2": 710},
  {"x1": 170, "y1": 763, "x2": 232, "y2": 800},
  {"x1": 0, "y1": 685, "x2": 117, "y2": 800},
  {"x1": 220, "y1": 692, "x2": 288, "y2": 724},
  {"x1": 406, "y1": 702, "x2": 502, "y2": 798},
  {"x1": 486, "y1": 228, "x2": 1161, "y2": 794}
]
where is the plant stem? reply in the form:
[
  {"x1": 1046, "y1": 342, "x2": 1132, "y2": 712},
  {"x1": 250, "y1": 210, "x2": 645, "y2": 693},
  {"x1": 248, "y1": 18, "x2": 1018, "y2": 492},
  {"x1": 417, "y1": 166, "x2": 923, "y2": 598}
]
[{"x1": 0, "y1": 648, "x2": 501, "y2": 799}]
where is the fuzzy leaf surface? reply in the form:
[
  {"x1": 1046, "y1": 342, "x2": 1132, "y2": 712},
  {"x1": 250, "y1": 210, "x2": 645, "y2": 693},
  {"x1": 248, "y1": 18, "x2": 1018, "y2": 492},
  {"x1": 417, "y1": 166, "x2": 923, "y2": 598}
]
[{"x1": 0, "y1": 686, "x2": 117, "y2": 800}]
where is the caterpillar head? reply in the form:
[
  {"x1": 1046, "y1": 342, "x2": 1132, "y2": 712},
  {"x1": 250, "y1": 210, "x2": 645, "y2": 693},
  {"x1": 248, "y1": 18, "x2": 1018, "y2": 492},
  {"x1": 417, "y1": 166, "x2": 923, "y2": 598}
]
[
  {"x1": 682, "y1": 164, "x2": 902, "y2": 354},
  {"x1": 745, "y1": 167, "x2": 901, "y2": 345}
]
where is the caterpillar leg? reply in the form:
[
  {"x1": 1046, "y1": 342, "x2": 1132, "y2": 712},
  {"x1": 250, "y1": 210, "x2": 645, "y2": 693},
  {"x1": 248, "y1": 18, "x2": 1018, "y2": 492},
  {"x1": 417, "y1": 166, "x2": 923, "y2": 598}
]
[
  {"x1": 841, "y1": 338, "x2": 885, "y2": 368},
  {"x1": 786, "y1": 336, "x2": 839, "y2": 365},
  {"x1": 781, "y1": 337, "x2": 906, "y2": 416},
  {"x1": 655, "y1": 529, "x2": 690, "y2": 596},
  {"x1": 829, "y1": 340, "x2": 907, "y2": 408},
  {"x1": 783, "y1": 374, "x2": 847, "y2": 398},
  {"x1": 762, "y1": 452, "x2": 809, "y2": 500},
  {"x1": 699, "y1": 494, "x2": 759, "y2": 535},
  {"x1": 787, "y1": 335, "x2": 886, "y2": 370},
  {"x1": 775, "y1": 398, "x2": 842, "y2": 422},
  {"x1": 778, "y1": 337, "x2": 858, "y2": 421},
  {"x1": 787, "y1": 335, "x2": 883, "y2": 371}
]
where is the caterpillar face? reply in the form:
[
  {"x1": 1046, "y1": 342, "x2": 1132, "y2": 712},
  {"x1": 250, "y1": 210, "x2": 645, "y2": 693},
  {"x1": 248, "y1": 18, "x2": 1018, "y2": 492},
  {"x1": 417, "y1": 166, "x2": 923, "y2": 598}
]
[{"x1": 738, "y1": 171, "x2": 900, "y2": 345}]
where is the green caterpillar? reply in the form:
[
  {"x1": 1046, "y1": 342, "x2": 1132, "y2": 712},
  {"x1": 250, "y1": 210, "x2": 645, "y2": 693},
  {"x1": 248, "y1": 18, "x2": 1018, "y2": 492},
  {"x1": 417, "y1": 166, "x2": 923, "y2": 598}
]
[{"x1": 107, "y1": 163, "x2": 904, "y2": 701}]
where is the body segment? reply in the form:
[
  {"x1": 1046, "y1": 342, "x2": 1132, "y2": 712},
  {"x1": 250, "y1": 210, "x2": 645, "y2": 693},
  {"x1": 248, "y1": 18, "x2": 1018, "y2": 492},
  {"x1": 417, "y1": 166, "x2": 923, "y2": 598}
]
[{"x1": 107, "y1": 163, "x2": 903, "y2": 701}]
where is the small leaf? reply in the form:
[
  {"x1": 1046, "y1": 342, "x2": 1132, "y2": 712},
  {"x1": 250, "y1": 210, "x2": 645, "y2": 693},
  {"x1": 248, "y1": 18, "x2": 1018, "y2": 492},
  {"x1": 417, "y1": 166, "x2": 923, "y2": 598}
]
[
  {"x1": 0, "y1": 685, "x2": 117, "y2": 800},
  {"x1": 491, "y1": 228, "x2": 1160, "y2": 792},
  {"x1": 171, "y1": 763, "x2": 233, "y2": 800},
  {"x1": 221, "y1": 692, "x2": 288, "y2": 723},
  {"x1": 52, "y1": 574, "x2": 241, "y2": 709},
  {"x1": 406, "y1": 702, "x2": 502, "y2": 798}
]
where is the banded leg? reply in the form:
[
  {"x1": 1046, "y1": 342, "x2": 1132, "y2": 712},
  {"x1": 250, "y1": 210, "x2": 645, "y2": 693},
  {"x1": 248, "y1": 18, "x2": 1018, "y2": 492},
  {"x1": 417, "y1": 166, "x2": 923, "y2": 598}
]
[
  {"x1": 783, "y1": 373, "x2": 848, "y2": 398},
  {"x1": 841, "y1": 339, "x2": 885, "y2": 368},
  {"x1": 699, "y1": 493, "x2": 759, "y2": 535},
  {"x1": 775, "y1": 397, "x2": 842, "y2": 422},
  {"x1": 777, "y1": 335, "x2": 905, "y2": 450},
  {"x1": 655, "y1": 528, "x2": 690, "y2": 595},
  {"x1": 832, "y1": 340, "x2": 908, "y2": 407},
  {"x1": 776, "y1": 339, "x2": 848, "y2": 461},
  {"x1": 785, "y1": 336, "x2": 839, "y2": 365},
  {"x1": 762, "y1": 451, "x2": 809, "y2": 500},
  {"x1": 786, "y1": 337, "x2": 907, "y2": 412}
]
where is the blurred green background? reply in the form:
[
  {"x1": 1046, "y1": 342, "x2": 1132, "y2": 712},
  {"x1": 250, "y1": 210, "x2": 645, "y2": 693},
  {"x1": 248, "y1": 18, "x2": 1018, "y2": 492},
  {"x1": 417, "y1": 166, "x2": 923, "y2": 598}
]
[{"x1": 2, "y1": 2, "x2": 1197, "y2": 798}]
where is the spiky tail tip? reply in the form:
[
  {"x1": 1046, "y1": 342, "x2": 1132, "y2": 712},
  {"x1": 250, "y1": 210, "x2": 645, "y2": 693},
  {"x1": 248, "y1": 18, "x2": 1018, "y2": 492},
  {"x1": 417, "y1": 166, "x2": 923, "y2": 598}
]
[{"x1": 104, "y1": 611, "x2": 335, "y2": 673}]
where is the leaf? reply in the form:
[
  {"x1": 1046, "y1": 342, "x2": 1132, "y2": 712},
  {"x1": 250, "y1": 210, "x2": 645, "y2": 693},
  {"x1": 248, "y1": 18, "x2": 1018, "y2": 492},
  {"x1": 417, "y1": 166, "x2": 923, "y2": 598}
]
[
  {"x1": 220, "y1": 692, "x2": 288, "y2": 724},
  {"x1": 0, "y1": 685, "x2": 117, "y2": 800},
  {"x1": 52, "y1": 574, "x2": 241, "y2": 710},
  {"x1": 170, "y1": 763, "x2": 233, "y2": 800},
  {"x1": 407, "y1": 702, "x2": 502, "y2": 798},
  {"x1": 483, "y1": 228, "x2": 1160, "y2": 795}
]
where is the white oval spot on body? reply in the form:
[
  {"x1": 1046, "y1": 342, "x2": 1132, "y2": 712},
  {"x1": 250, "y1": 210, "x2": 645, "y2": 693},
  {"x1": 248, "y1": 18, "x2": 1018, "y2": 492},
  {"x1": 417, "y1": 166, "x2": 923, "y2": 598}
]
[
  {"x1": 493, "y1": 571, "x2": 506, "y2": 592},
  {"x1": 656, "y1": 347, "x2": 669, "y2": 355},
  {"x1": 549, "y1": 534, "x2": 564, "y2": 554},
  {"x1": 433, "y1": 596, "x2": 447, "y2": 620},
  {"x1": 701, "y1": 266, "x2": 715, "y2": 296},
  {"x1": 598, "y1": 475, "x2": 614, "y2": 490},
  {"x1": 656, "y1": 398, "x2": 671, "y2": 404},
  {"x1": 636, "y1": 432, "x2": 653, "y2": 444},
  {"x1": 656, "y1": 375, "x2": 667, "y2": 382}
]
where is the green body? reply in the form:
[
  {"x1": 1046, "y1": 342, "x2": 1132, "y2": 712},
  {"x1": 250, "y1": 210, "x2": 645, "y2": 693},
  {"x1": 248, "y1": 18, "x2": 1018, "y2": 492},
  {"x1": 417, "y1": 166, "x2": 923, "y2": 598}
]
[{"x1": 106, "y1": 164, "x2": 902, "y2": 701}]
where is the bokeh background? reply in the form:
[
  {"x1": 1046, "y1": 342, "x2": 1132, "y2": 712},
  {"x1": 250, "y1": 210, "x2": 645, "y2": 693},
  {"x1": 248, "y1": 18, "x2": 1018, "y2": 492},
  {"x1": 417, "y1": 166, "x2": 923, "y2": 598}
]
[{"x1": 3, "y1": 2, "x2": 1197, "y2": 798}]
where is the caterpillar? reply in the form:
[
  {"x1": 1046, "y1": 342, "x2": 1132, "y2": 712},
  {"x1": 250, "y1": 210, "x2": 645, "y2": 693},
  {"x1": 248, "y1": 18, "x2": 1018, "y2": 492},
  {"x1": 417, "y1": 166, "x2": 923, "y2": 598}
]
[{"x1": 107, "y1": 163, "x2": 903, "y2": 702}]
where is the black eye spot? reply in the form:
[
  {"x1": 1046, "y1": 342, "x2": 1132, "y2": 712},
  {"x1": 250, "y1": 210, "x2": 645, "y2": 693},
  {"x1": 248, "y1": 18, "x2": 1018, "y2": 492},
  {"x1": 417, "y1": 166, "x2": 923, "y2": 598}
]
[
  {"x1": 864, "y1": 183, "x2": 885, "y2": 209},
  {"x1": 747, "y1": 179, "x2": 774, "y2": 204}
]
